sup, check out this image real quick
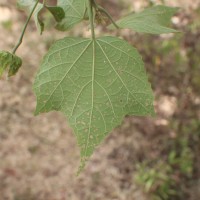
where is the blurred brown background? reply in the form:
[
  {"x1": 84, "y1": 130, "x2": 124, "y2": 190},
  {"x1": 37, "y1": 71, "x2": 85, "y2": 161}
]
[{"x1": 0, "y1": 0, "x2": 200, "y2": 200}]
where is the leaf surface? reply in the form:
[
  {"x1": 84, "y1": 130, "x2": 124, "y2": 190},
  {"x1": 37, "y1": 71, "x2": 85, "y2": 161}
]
[
  {"x1": 33, "y1": 36, "x2": 154, "y2": 171},
  {"x1": 109, "y1": 5, "x2": 179, "y2": 34},
  {"x1": 0, "y1": 51, "x2": 22, "y2": 78},
  {"x1": 56, "y1": 0, "x2": 87, "y2": 31},
  {"x1": 46, "y1": 6, "x2": 65, "y2": 22}
]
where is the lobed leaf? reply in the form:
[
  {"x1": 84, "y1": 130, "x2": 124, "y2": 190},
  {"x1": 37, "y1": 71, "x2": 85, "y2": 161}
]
[
  {"x1": 109, "y1": 5, "x2": 179, "y2": 34},
  {"x1": 33, "y1": 36, "x2": 154, "y2": 172},
  {"x1": 0, "y1": 51, "x2": 22, "y2": 78},
  {"x1": 56, "y1": 0, "x2": 88, "y2": 31}
]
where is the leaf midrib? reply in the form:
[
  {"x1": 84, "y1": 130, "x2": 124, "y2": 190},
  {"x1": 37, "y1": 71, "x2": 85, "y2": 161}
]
[{"x1": 84, "y1": 39, "x2": 96, "y2": 158}]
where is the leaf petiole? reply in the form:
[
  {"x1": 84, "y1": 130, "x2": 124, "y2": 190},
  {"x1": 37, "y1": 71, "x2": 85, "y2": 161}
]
[
  {"x1": 87, "y1": 0, "x2": 95, "y2": 40},
  {"x1": 12, "y1": 0, "x2": 40, "y2": 54}
]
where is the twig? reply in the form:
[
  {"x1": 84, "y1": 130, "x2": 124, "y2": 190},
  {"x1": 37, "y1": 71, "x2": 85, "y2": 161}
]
[{"x1": 12, "y1": 0, "x2": 40, "y2": 54}]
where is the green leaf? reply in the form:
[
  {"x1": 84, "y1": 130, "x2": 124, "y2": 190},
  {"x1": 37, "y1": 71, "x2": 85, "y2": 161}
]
[
  {"x1": 109, "y1": 5, "x2": 179, "y2": 34},
  {"x1": 0, "y1": 51, "x2": 22, "y2": 78},
  {"x1": 33, "y1": 36, "x2": 154, "y2": 172},
  {"x1": 45, "y1": 6, "x2": 65, "y2": 22},
  {"x1": 56, "y1": 0, "x2": 88, "y2": 31},
  {"x1": 17, "y1": 0, "x2": 44, "y2": 34}
]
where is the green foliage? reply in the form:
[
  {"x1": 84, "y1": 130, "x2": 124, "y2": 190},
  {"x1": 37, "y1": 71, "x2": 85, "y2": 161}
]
[
  {"x1": 17, "y1": 0, "x2": 44, "y2": 34},
  {"x1": 33, "y1": 36, "x2": 154, "y2": 170},
  {"x1": 45, "y1": 6, "x2": 65, "y2": 23},
  {"x1": 0, "y1": 51, "x2": 22, "y2": 77},
  {"x1": 169, "y1": 136, "x2": 194, "y2": 176},
  {"x1": 110, "y1": 5, "x2": 179, "y2": 34},
  {"x1": 56, "y1": 0, "x2": 88, "y2": 31},
  {"x1": 17, "y1": 0, "x2": 65, "y2": 34},
  {"x1": 1, "y1": 0, "x2": 179, "y2": 172},
  {"x1": 169, "y1": 148, "x2": 193, "y2": 176},
  {"x1": 135, "y1": 139, "x2": 193, "y2": 200},
  {"x1": 135, "y1": 161, "x2": 176, "y2": 200}
]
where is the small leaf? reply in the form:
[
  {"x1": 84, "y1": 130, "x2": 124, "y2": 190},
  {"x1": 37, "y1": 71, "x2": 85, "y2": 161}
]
[
  {"x1": 0, "y1": 51, "x2": 22, "y2": 78},
  {"x1": 17, "y1": 0, "x2": 44, "y2": 34},
  {"x1": 33, "y1": 36, "x2": 154, "y2": 172},
  {"x1": 45, "y1": 6, "x2": 65, "y2": 22},
  {"x1": 56, "y1": 0, "x2": 88, "y2": 31},
  {"x1": 109, "y1": 5, "x2": 179, "y2": 34}
]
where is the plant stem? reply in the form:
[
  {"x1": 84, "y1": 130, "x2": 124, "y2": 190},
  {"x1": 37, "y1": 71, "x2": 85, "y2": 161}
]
[
  {"x1": 93, "y1": 0, "x2": 119, "y2": 29},
  {"x1": 12, "y1": 0, "x2": 40, "y2": 54},
  {"x1": 87, "y1": 0, "x2": 95, "y2": 40}
]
